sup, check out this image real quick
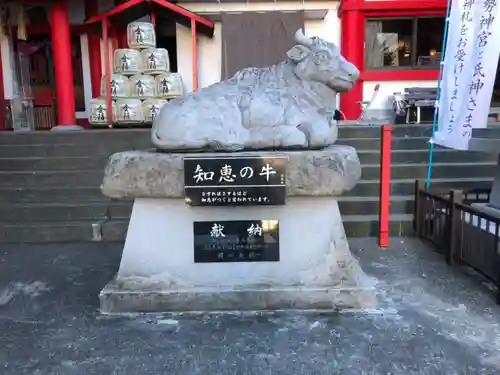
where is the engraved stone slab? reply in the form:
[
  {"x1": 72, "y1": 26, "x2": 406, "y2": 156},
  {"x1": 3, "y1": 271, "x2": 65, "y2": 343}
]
[{"x1": 101, "y1": 145, "x2": 361, "y2": 199}]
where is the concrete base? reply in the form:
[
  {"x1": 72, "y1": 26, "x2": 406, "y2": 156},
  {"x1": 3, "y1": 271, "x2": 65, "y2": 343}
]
[
  {"x1": 99, "y1": 197, "x2": 376, "y2": 313},
  {"x1": 50, "y1": 125, "x2": 85, "y2": 132}
]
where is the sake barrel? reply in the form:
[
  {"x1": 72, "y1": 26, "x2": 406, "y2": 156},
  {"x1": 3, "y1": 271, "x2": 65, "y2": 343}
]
[
  {"x1": 130, "y1": 74, "x2": 156, "y2": 98},
  {"x1": 127, "y1": 22, "x2": 156, "y2": 49},
  {"x1": 155, "y1": 73, "x2": 184, "y2": 98},
  {"x1": 88, "y1": 98, "x2": 117, "y2": 126},
  {"x1": 114, "y1": 49, "x2": 141, "y2": 75},
  {"x1": 142, "y1": 98, "x2": 167, "y2": 124},
  {"x1": 141, "y1": 48, "x2": 170, "y2": 74},
  {"x1": 115, "y1": 98, "x2": 143, "y2": 124},
  {"x1": 100, "y1": 74, "x2": 130, "y2": 98}
]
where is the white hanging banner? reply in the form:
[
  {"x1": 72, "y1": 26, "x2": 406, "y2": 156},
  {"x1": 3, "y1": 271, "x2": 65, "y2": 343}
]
[{"x1": 435, "y1": 0, "x2": 500, "y2": 150}]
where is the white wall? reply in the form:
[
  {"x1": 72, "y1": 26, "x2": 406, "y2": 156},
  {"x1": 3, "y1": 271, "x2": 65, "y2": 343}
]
[
  {"x1": 363, "y1": 80, "x2": 438, "y2": 110},
  {"x1": 176, "y1": 1, "x2": 341, "y2": 94}
]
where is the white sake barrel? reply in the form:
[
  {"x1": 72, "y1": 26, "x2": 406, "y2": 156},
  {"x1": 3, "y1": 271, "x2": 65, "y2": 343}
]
[
  {"x1": 100, "y1": 74, "x2": 130, "y2": 98},
  {"x1": 115, "y1": 98, "x2": 143, "y2": 124},
  {"x1": 155, "y1": 73, "x2": 184, "y2": 98},
  {"x1": 142, "y1": 98, "x2": 167, "y2": 124},
  {"x1": 114, "y1": 49, "x2": 141, "y2": 75},
  {"x1": 88, "y1": 98, "x2": 117, "y2": 126},
  {"x1": 130, "y1": 74, "x2": 156, "y2": 98},
  {"x1": 141, "y1": 48, "x2": 170, "y2": 74},
  {"x1": 127, "y1": 22, "x2": 156, "y2": 49}
]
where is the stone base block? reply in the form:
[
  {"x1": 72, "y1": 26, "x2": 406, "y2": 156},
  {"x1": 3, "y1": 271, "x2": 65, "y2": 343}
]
[
  {"x1": 98, "y1": 197, "x2": 376, "y2": 313},
  {"x1": 100, "y1": 283, "x2": 376, "y2": 313}
]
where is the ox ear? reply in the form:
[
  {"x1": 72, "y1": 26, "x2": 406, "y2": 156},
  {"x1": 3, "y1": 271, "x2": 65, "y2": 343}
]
[{"x1": 287, "y1": 45, "x2": 311, "y2": 62}]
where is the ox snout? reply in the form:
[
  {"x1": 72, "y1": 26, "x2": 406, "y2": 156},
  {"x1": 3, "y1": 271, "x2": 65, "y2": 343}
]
[{"x1": 342, "y1": 60, "x2": 360, "y2": 83}]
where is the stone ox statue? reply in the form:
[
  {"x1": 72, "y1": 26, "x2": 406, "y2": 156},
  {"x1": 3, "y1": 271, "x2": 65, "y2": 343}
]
[{"x1": 152, "y1": 29, "x2": 359, "y2": 151}]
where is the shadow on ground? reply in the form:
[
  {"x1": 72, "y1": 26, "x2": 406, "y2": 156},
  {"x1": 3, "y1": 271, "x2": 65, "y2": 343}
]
[{"x1": 0, "y1": 238, "x2": 499, "y2": 375}]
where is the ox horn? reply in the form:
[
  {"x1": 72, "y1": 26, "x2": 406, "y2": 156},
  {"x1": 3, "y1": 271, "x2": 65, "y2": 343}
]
[{"x1": 294, "y1": 28, "x2": 313, "y2": 47}]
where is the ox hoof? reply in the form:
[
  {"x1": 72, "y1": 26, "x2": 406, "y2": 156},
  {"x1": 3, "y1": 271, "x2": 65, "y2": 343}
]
[
  {"x1": 297, "y1": 123, "x2": 337, "y2": 148},
  {"x1": 279, "y1": 126, "x2": 308, "y2": 148}
]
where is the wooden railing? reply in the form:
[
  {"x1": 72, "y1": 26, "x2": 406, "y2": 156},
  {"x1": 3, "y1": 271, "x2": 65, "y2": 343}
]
[
  {"x1": 4, "y1": 101, "x2": 56, "y2": 130},
  {"x1": 414, "y1": 180, "x2": 500, "y2": 304}
]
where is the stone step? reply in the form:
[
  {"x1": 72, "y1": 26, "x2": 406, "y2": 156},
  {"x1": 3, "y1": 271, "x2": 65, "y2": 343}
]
[
  {"x1": 1, "y1": 124, "x2": 500, "y2": 147},
  {"x1": 0, "y1": 213, "x2": 417, "y2": 242},
  {"x1": 337, "y1": 123, "x2": 500, "y2": 139},
  {"x1": 343, "y1": 214, "x2": 414, "y2": 237},
  {"x1": 0, "y1": 186, "x2": 106, "y2": 203},
  {"x1": 0, "y1": 140, "x2": 425, "y2": 172},
  {"x1": 0, "y1": 170, "x2": 104, "y2": 187},
  {"x1": 98, "y1": 215, "x2": 416, "y2": 241},
  {"x1": 0, "y1": 221, "x2": 103, "y2": 243},
  {"x1": 338, "y1": 137, "x2": 431, "y2": 150},
  {"x1": 338, "y1": 196, "x2": 413, "y2": 216},
  {"x1": 361, "y1": 162, "x2": 496, "y2": 180},
  {"x1": 0, "y1": 202, "x2": 132, "y2": 222},
  {"x1": 0, "y1": 195, "x2": 411, "y2": 224},
  {"x1": 0, "y1": 129, "x2": 151, "y2": 145},
  {"x1": 345, "y1": 177, "x2": 493, "y2": 197},
  {"x1": 0, "y1": 149, "x2": 496, "y2": 174},
  {"x1": 0, "y1": 143, "x2": 154, "y2": 158},
  {"x1": 0, "y1": 156, "x2": 109, "y2": 171},
  {"x1": 357, "y1": 149, "x2": 498, "y2": 164},
  {"x1": 0, "y1": 161, "x2": 493, "y2": 187}
]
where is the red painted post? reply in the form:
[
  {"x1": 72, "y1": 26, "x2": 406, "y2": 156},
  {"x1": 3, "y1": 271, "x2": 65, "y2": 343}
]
[
  {"x1": 49, "y1": 0, "x2": 76, "y2": 125},
  {"x1": 85, "y1": 0, "x2": 102, "y2": 98},
  {"x1": 339, "y1": 7, "x2": 364, "y2": 119},
  {"x1": 0, "y1": 31, "x2": 5, "y2": 131},
  {"x1": 191, "y1": 18, "x2": 198, "y2": 92},
  {"x1": 102, "y1": 18, "x2": 113, "y2": 128},
  {"x1": 378, "y1": 125, "x2": 392, "y2": 248}
]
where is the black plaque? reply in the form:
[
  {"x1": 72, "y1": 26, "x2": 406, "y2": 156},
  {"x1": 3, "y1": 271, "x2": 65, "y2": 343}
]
[
  {"x1": 193, "y1": 220, "x2": 280, "y2": 263},
  {"x1": 184, "y1": 156, "x2": 287, "y2": 206}
]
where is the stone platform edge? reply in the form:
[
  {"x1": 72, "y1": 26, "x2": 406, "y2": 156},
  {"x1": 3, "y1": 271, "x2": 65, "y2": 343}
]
[
  {"x1": 100, "y1": 145, "x2": 361, "y2": 199},
  {"x1": 99, "y1": 278, "x2": 376, "y2": 314}
]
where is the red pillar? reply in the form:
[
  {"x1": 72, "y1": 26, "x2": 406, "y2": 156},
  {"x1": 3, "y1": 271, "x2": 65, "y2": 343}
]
[
  {"x1": 115, "y1": 0, "x2": 128, "y2": 49},
  {"x1": 50, "y1": 0, "x2": 76, "y2": 125},
  {"x1": 86, "y1": 0, "x2": 102, "y2": 98},
  {"x1": 340, "y1": 9, "x2": 364, "y2": 120},
  {"x1": 0, "y1": 35, "x2": 5, "y2": 130}
]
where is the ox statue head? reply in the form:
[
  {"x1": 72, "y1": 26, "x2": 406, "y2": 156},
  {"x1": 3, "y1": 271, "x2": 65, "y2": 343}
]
[{"x1": 287, "y1": 29, "x2": 359, "y2": 92}]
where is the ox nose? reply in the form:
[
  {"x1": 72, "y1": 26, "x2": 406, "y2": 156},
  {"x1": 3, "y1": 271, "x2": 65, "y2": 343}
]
[{"x1": 342, "y1": 60, "x2": 360, "y2": 80}]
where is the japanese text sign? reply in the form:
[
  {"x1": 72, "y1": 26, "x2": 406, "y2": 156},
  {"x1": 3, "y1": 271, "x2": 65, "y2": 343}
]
[
  {"x1": 184, "y1": 156, "x2": 287, "y2": 206},
  {"x1": 193, "y1": 220, "x2": 280, "y2": 263},
  {"x1": 436, "y1": 0, "x2": 500, "y2": 150}
]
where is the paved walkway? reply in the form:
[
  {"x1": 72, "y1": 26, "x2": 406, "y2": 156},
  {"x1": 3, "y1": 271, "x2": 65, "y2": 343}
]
[{"x1": 1, "y1": 238, "x2": 499, "y2": 375}]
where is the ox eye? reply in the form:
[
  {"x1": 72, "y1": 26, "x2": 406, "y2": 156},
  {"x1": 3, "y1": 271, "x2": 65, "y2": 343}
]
[{"x1": 314, "y1": 52, "x2": 328, "y2": 65}]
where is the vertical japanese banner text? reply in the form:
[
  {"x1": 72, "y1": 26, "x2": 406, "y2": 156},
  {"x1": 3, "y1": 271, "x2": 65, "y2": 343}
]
[{"x1": 436, "y1": 0, "x2": 500, "y2": 150}]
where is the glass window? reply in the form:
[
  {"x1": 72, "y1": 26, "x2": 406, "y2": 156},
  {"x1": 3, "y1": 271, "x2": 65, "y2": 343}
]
[
  {"x1": 364, "y1": 16, "x2": 445, "y2": 70},
  {"x1": 416, "y1": 17, "x2": 445, "y2": 68}
]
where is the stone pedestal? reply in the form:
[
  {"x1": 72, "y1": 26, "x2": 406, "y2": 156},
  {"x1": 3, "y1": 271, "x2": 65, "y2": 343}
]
[{"x1": 99, "y1": 145, "x2": 376, "y2": 313}]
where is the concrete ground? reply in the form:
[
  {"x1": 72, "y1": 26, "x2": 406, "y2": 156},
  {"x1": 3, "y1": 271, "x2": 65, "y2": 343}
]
[{"x1": 1, "y1": 237, "x2": 499, "y2": 375}]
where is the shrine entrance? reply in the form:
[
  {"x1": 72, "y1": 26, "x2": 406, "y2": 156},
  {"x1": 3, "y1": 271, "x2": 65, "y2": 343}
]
[{"x1": 2, "y1": 4, "x2": 85, "y2": 131}]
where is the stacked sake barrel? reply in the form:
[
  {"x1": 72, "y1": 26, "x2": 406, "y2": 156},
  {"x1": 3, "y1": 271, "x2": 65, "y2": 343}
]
[{"x1": 88, "y1": 21, "x2": 184, "y2": 127}]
